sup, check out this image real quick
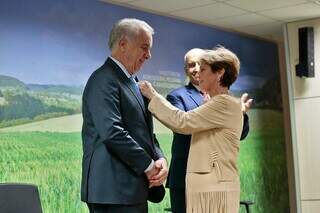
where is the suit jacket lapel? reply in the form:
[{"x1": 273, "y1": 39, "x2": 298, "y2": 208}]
[
  {"x1": 125, "y1": 78, "x2": 147, "y2": 114},
  {"x1": 134, "y1": 77, "x2": 155, "y2": 145},
  {"x1": 132, "y1": 76, "x2": 147, "y2": 113},
  {"x1": 187, "y1": 83, "x2": 203, "y2": 107},
  {"x1": 105, "y1": 58, "x2": 147, "y2": 115},
  {"x1": 126, "y1": 78, "x2": 154, "y2": 144},
  {"x1": 104, "y1": 58, "x2": 156, "y2": 152}
]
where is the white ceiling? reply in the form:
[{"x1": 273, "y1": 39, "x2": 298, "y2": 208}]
[{"x1": 101, "y1": 0, "x2": 320, "y2": 42}]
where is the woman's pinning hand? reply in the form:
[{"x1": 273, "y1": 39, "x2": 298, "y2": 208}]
[{"x1": 139, "y1": 81, "x2": 157, "y2": 100}]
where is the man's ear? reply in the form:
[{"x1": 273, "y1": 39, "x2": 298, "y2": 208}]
[{"x1": 118, "y1": 37, "x2": 128, "y2": 52}]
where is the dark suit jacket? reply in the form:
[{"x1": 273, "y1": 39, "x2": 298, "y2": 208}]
[
  {"x1": 165, "y1": 83, "x2": 249, "y2": 189},
  {"x1": 81, "y1": 58, "x2": 164, "y2": 204}
]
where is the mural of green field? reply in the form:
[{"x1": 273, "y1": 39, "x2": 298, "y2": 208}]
[
  {"x1": 0, "y1": 109, "x2": 289, "y2": 213},
  {"x1": 238, "y1": 109, "x2": 289, "y2": 213}
]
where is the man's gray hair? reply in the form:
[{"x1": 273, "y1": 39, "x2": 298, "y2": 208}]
[{"x1": 108, "y1": 18, "x2": 154, "y2": 50}]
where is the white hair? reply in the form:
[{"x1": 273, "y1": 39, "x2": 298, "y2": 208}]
[
  {"x1": 184, "y1": 48, "x2": 205, "y2": 63},
  {"x1": 108, "y1": 18, "x2": 154, "y2": 50},
  {"x1": 184, "y1": 48, "x2": 205, "y2": 71}
]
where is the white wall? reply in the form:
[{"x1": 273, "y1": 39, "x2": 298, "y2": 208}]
[{"x1": 285, "y1": 18, "x2": 320, "y2": 213}]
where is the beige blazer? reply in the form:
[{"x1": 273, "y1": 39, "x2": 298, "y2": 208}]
[{"x1": 149, "y1": 93, "x2": 243, "y2": 182}]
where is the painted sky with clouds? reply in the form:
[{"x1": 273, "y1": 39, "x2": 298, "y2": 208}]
[{"x1": 0, "y1": 0, "x2": 279, "y2": 90}]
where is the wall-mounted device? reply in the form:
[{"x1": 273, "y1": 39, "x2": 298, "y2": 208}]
[{"x1": 295, "y1": 27, "x2": 315, "y2": 78}]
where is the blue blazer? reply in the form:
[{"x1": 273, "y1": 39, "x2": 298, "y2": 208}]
[
  {"x1": 81, "y1": 58, "x2": 164, "y2": 204},
  {"x1": 165, "y1": 83, "x2": 249, "y2": 189}
]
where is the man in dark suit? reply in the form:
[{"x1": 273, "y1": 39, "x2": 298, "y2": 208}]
[
  {"x1": 81, "y1": 18, "x2": 168, "y2": 213},
  {"x1": 166, "y1": 48, "x2": 252, "y2": 213}
]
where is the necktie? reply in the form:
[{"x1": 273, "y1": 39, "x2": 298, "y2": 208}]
[{"x1": 129, "y1": 77, "x2": 145, "y2": 109}]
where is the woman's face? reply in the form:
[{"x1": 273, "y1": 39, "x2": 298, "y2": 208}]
[{"x1": 199, "y1": 63, "x2": 220, "y2": 93}]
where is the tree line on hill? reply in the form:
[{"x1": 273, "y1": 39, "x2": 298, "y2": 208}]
[
  {"x1": 0, "y1": 75, "x2": 82, "y2": 128},
  {"x1": 0, "y1": 73, "x2": 283, "y2": 128},
  {"x1": 0, "y1": 90, "x2": 81, "y2": 128}
]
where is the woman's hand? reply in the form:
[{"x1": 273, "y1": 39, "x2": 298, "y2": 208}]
[
  {"x1": 138, "y1": 81, "x2": 157, "y2": 100},
  {"x1": 240, "y1": 93, "x2": 253, "y2": 113}
]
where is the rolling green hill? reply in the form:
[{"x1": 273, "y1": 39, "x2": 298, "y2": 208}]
[
  {"x1": 0, "y1": 75, "x2": 82, "y2": 127},
  {"x1": 27, "y1": 84, "x2": 84, "y2": 95},
  {"x1": 0, "y1": 74, "x2": 26, "y2": 90}
]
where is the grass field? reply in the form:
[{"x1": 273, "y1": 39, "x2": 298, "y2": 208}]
[
  {"x1": 0, "y1": 109, "x2": 289, "y2": 212},
  {"x1": 238, "y1": 109, "x2": 289, "y2": 213}
]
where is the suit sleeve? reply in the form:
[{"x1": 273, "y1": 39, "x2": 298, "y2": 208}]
[
  {"x1": 153, "y1": 133, "x2": 165, "y2": 159},
  {"x1": 85, "y1": 75, "x2": 152, "y2": 175},
  {"x1": 166, "y1": 93, "x2": 185, "y2": 111},
  {"x1": 149, "y1": 93, "x2": 239, "y2": 135},
  {"x1": 240, "y1": 113, "x2": 249, "y2": 140}
]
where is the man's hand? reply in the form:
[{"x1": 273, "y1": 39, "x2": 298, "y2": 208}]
[
  {"x1": 241, "y1": 93, "x2": 253, "y2": 113},
  {"x1": 145, "y1": 164, "x2": 160, "y2": 181},
  {"x1": 148, "y1": 158, "x2": 168, "y2": 188}
]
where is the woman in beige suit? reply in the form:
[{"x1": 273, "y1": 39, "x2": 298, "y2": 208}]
[{"x1": 140, "y1": 47, "x2": 243, "y2": 213}]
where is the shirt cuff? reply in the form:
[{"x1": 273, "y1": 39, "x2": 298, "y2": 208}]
[{"x1": 144, "y1": 159, "x2": 154, "y2": 173}]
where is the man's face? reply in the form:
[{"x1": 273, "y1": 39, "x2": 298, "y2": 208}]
[
  {"x1": 185, "y1": 53, "x2": 201, "y2": 86},
  {"x1": 123, "y1": 30, "x2": 152, "y2": 75}
]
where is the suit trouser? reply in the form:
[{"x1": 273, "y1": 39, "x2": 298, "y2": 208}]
[
  {"x1": 170, "y1": 188, "x2": 186, "y2": 213},
  {"x1": 87, "y1": 202, "x2": 148, "y2": 213}
]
